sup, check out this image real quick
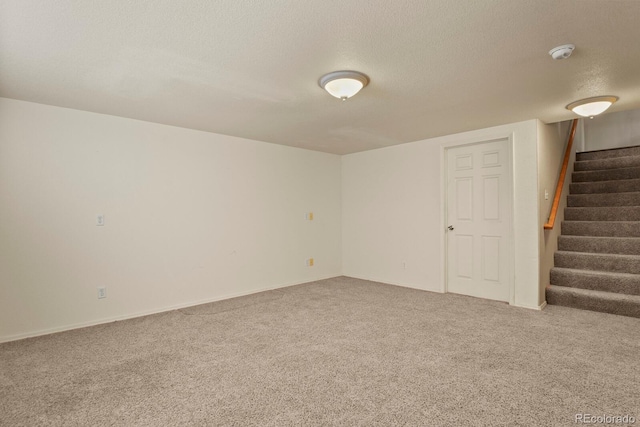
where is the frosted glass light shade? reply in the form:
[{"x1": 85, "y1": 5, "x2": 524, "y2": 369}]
[
  {"x1": 567, "y1": 96, "x2": 618, "y2": 117},
  {"x1": 324, "y1": 78, "x2": 364, "y2": 99},
  {"x1": 319, "y1": 71, "x2": 369, "y2": 100}
]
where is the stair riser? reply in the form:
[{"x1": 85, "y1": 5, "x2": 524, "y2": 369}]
[
  {"x1": 562, "y1": 221, "x2": 640, "y2": 237},
  {"x1": 577, "y1": 146, "x2": 640, "y2": 161},
  {"x1": 567, "y1": 192, "x2": 640, "y2": 207},
  {"x1": 564, "y1": 207, "x2": 640, "y2": 221},
  {"x1": 572, "y1": 167, "x2": 640, "y2": 182},
  {"x1": 550, "y1": 268, "x2": 640, "y2": 295},
  {"x1": 562, "y1": 222, "x2": 640, "y2": 237},
  {"x1": 546, "y1": 287, "x2": 640, "y2": 318},
  {"x1": 569, "y1": 179, "x2": 640, "y2": 194},
  {"x1": 554, "y1": 252, "x2": 640, "y2": 274},
  {"x1": 558, "y1": 236, "x2": 640, "y2": 255},
  {"x1": 574, "y1": 156, "x2": 640, "y2": 171}
]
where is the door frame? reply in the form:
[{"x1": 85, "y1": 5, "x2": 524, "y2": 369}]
[{"x1": 440, "y1": 135, "x2": 516, "y2": 305}]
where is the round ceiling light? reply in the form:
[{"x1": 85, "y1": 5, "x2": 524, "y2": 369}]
[
  {"x1": 319, "y1": 70, "x2": 369, "y2": 100},
  {"x1": 566, "y1": 96, "x2": 618, "y2": 118}
]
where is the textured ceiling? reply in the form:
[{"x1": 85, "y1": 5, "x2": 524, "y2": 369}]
[{"x1": 1, "y1": 0, "x2": 640, "y2": 154}]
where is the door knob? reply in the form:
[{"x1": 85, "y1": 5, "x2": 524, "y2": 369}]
[{"x1": 447, "y1": 225, "x2": 454, "y2": 231}]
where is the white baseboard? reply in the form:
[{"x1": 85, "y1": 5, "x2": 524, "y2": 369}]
[
  {"x1": 345, "y1": 275, "x2": 550, "y2": 311},
  {"x1": 342, "y1": 274, "x2": 442, "y2": 293},
  {"x1": 513, "y1": 300, "x2": 547, "y2": 311},
  {"x1": 0, "y1": 274, "x2": 339, "y2": 344}
]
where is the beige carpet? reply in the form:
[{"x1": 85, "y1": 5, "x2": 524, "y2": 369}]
[{"x1": 1, "y1": 276, "x2": 638, "y2": 426}]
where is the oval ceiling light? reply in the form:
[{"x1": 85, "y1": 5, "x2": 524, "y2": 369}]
[
  {"x1": 566, "y1": 96, "x2": 618, "y2": 118},
  {"x1": 319, "y1": 70, "x2": 369, "y2": 100}
]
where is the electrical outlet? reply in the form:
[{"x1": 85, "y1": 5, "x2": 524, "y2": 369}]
[
  {"x1": 97, "y1": 287, "x2": 107, "y2": 299},
  {"x1": 306, "y1": 212, "x2": 314, "y2": 221},
  {"x1": 403, "y1": 261, "x2": 407, "y2": 270},
  {"x1": 307, "y1": 258, "x2": 314, "y2": 267},
  {"x1": 96, "y1": 214, "x2": 105, "y2": 226}
]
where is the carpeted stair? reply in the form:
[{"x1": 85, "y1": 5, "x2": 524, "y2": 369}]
[{"x1": 546, "y1": 145, "x2": 640, "y2": 317}]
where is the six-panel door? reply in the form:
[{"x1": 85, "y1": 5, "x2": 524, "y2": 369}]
[{"x1": 446, "y1": 139, "x2": 512, "y2": 302}]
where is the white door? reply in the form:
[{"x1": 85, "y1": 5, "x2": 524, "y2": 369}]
[{"x1": 446, "y1": 139, "x2": 512, "y2": 302}]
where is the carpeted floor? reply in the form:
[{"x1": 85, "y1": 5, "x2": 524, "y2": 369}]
[{"x1": 1, "y1": 276, "x2": 638, "y2": 426}]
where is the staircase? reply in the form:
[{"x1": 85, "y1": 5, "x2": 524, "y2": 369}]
[{"x1": 546, "y1": 145, "x2": 640, "y2": 317}]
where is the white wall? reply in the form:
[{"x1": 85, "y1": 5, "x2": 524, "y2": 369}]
[
  {"x1": 0, "y1": 98, "x2": 342, "y2": 342},
  {"x1": 1, "y1": 97, "x2": 559, "y2": 342},
  {"x1": 342, "y1": 141, "x2": 441, "y2": 290},
  {"x1": 583, "y1": 108, "x2": 640, "y2": 151},
  {"x1": 342, "y1": 120, "x2": 542, "y2": 309}
]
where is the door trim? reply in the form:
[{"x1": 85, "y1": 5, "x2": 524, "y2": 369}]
[{"x1": 440, "y1": 134, "x2": 515, "y2": 305}]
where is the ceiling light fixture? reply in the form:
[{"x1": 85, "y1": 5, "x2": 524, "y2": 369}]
[
  {"x1": 566, "y1": 96, "x2": 618, "y2": 118},
  {"x1": 319, "y1": 70, "x2": 369, "y2": 100}
]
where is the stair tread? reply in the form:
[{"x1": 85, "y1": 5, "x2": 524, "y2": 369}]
[
  {"x1": 550, "y1": 267, "x2": 640, "y2": 296},
  {"x1": 551, "y1": 267, "x2": 640, "y2": 279},
  {"x1": 556, "y1": 250, "x2": 640, "y2": 260},
  {"x1": 566, "y1": 206, "x2": 640, "y2": 209},
  {"x1": 571, "y1": 166, "x2": 640, "y2": 182},
  {"x1": 564, "y1": 206, "x2": 640, "y2": 221},
  {"x1": 547, "y1": 285, "x2": 640, "y2": 301},
  {"x1": 567, "y1": 192, "x2": 640, "y2": 208},
  {"x1": 554, "y1": 251, "x2": 640, "y2": 274},
  {"x1": 570, "y1": 192, "x2": 640, "y2": 196},
  {"x1": 559, "y1": 235, "x2": 640, "y2": 240},
  {"x1": 575, "y1": 154, "x2": 640, "y2": 162},
  {"x1": 561, "y1": 220, "x2": 640, "y2": 237},
  {"x1": 563, "y1": 220, "x2": 640, "y2": 223},
  {"x1": 571, "y1": 177, "x2": 640, "y2": 184},
  {"x1": 558, "y1": 235, "x2": 640, "y2": 255},
  {"x1": 547, "y1": 285, "x2": 640, "y2": 302},
  {"x1": 569, "y1": 178, "x2": 640, "y2": 194},
  {"x1": 569, "y1": 191, "x2": 640, "y2": 196},
  {"x1": 546, "y1": 285, "x2": 640, "y2": 317},
  {"x1": 574, "y1": 165, "x2": 640, "y2": 172},
  {"x1": 574, "y1": 155, "x2": 640, "y2": 171},
  {"x1": 577, "y1": 145, "x2": 640, "y2": 161}
]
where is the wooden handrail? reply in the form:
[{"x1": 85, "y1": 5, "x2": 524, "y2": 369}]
[{"x1": 544, "y1": 119, "x2": 579, "y2": 230}]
